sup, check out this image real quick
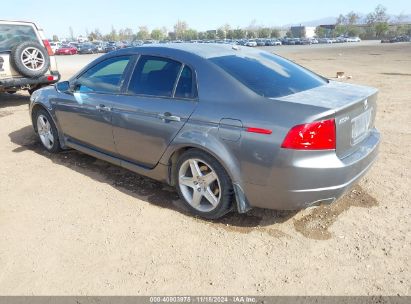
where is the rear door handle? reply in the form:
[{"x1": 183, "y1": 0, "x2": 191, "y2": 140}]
[
  {"x1": 158, "y1": 112, "x2": 181, "y2": 122},
  {"x1": 96, "y1": 104, "x2": 111, "y2": 112}
]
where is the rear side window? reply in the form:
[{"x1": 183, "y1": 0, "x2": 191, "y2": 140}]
[
  {"x1": 128, "y1": 56, "x2": 182, "y2": 97},
  {"x1": 0, "y1": 24, "x2": 39, "y2": 52},
  {"x1": 175, "y1": 66, "x2": 197, "y2": 99},
  {"x1": 77, "y1": 56, "x2": 131, "y2": 94},
  {"x1": 210, "y1": 52, "x2": 326, "y2": 98}
]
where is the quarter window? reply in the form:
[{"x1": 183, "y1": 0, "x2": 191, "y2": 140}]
[
  {"x1": 77, "y1": 56, "x2": 131, "y2": 94},
  {"x1": 128, "y1": 56, "x2": 182, "y2": 97},
  {"x1": 175, "y1": 65, "x2": 197, "y2": 99}
]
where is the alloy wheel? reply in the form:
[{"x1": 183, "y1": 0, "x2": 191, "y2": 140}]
[
  {"x1": 178, "y1": 158, "x2": 221, "y2": 212},
  {"x1": 21, "y1": 47, "x2": 45, "y2": 71},
  {"x1": 37, "y1": 114, "x2": 54, "y2": 150}
]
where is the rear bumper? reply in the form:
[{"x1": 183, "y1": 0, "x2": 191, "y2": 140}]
[
  {"x1": 0, "y1": 71, "x2": 60, "y2": 90},
  {"x1": 244, "y1": 129, "x2": 380, "y2": 210}
]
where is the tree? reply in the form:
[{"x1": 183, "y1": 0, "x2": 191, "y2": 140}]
[
  {"x1": 69, "y1": 26, "x2": 74, "y2": 40},
  {"x1": 258, "y1": 27, "x2": 271, "y2": 38},
  {"x1": 232, "y1": 28, "x2": 246, "y2": 39},
  {"x1": 183, "y1": 29, "x2": 198, "y2": 40},
  {"x1": 206, "y1": 31, "x2": 216, "y2": 40},
  {"x1": 366, "y1": 5, "x2": 390, "y2": 38},
  {"x1": 336, "y1": 14, "x2": 347, "y2": 25},
  {"x1": 226, "y1": 30, "x2": 235, "y2": 39},
  {"x1": 270, "y1": 28, "x2": 280, "y2": 38},
  {"x1": 52, "y1": 35, "x2": 59, "y2": 42},
  {"x1": 198, "y1": 32, "x2": 207, "y2": 40},
  {"x1": 217, "y1": 28, "x2": 226, "y2": 39},
  {"x1": 136, "y1": 26, "x2": 150, "y2": 40},
  {"x1": 315, "y1": 26, "x2": 326, "y2": 38},
  {"x1": 151, "y1": 29, "x2": 164, "y2": 40},
  {"x1": 174, "y1": 20, "x2": 188, "y2": 40},
  {"x1": 346, "y1": 11, "x2": 360, "y2": 25}
]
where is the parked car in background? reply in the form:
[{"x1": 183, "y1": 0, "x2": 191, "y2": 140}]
[
  {"x1": 92, "y1": 41, "x2": 105, "y2": 53},
  {"x1": 347, "y1": 37, "x2": 361, "y2": 42},
  {"x1": 30, "y1": 44, "x2": 380, "y2": 219},
  {"x1": 104, "y1": 42, "x2": 118, "y2": 53},
  {"x1": 55, "y1": 44, "x2": 77, "y2": 55},
  {"x1": 49, "y1": 41, "x2": 61, "y2": 53},
  {"x1": 256, "y1": 39, "x2": 266, "y2": 46},
  {"x1": 77, "y1": 43, "x2": 98, "y2": 54},
  {"x1": 245, "y1": 39, "x2": 257, "y2": 47},
  {"x1": 0, "y1": 20, "x2": 60, "y2": 95}
]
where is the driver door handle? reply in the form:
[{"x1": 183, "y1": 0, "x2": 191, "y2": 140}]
[{"x1": 158, "y1": 112, "x2": 181, "y2": 122}]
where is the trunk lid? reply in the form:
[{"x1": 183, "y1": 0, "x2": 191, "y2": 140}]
[{"x1": 275, "y1": 81, "x2": 378, "y2": 158}]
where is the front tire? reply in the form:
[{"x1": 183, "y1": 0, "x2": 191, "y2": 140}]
[
  {"x1": 33, "y1": 108, "x2": 61, "y2": 153},
  {"x1": 175, "y1": 149, "x2": 233, "y2": 219}
]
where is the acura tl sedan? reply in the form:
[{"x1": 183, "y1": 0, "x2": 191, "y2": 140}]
[{"x1": 29, "y1": 44, "x2": 380, "y2": 219}]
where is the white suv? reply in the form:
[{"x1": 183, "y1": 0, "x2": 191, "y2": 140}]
[{"x1": 0, "y1": 20, "x2": 60, "y2": 94}]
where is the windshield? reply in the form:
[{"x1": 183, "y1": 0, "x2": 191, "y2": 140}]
[
  {"x1": 0, "y1": 24, "x2": 39, "y2": 52},
  {"x1": 210, "y1": 51, "x2": 327, "y2": 98}
]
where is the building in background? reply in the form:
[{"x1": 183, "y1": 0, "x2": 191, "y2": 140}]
[{"x1": 290, "y1": 25, "x2": 316, "y2": 38}]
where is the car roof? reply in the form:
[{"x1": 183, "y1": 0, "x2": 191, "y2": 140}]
[
  {"x1": 117, "y1": 43, "x2": 266, "y2": 60},
  {"x1": 0, "y1": 20, "x2": 39, "y2": 29}
]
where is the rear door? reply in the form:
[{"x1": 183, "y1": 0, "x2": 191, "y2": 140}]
[
  {"x1": 110, "y1": 55, "x2": 198, "y2": 168},
  {"x1": 54, "y1": 55, "x2": 133, "y2": 154}
]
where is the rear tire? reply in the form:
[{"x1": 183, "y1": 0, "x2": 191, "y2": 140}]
[{"x1": 175, "y1": 149, "x2": 233, "y2": 219}]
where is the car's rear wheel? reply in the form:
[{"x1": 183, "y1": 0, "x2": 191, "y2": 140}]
[
  {"x1": 33, "y1": 109, "x2": 61, "y2": 153},
  {"x1": 176, "y1": 149, "x2": 233, "y2": 219}
]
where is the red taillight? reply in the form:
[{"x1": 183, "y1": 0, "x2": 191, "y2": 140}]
[
  {"x1": 281, "y1": 119, "x2": 336, "y2": 150},
  {"x1": 43, "y1": 40, "x2": 54, "y2": 56},
  {"x1": 246, "y1": 127, "x2": 272, "y2": 135}
]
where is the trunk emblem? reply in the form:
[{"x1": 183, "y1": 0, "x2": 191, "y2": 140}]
[{"x1": 364, "y1": 99, "x2": 368, "y2": 110}]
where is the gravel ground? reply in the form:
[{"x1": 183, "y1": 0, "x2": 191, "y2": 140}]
[{"x1": 0, "y1": 42, "x2": 410, "y2": 295}]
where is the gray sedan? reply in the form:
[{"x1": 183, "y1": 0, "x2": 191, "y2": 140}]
[{"x1": 29, "y1": 44, "x2": 380, "y2": 219}]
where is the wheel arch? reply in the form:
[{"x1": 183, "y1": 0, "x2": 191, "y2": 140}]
[
  {"x1": 30, "y1": 101, "x2": 66, "y2": 149},
  {"x1": 163, "y1": 142, "x2": 251, "y2": 214}
]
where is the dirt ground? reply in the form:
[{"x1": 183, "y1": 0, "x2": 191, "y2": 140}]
[{"x1": 0, "y1": 42, "x2": 410, "y2": 296}]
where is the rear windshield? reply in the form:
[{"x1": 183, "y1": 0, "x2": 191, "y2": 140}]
[
  {"x1": 210, "y1": 52, "x2": 327, "y2": 98},
  {"x1": 0, "y1": 24, "x2": 39, "y2": 52}
]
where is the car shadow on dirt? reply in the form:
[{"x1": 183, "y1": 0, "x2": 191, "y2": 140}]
[
  {"x1": 0, "y1": 93, "x2": 30, "y2": 109},
  {"x1": 8, "y1": 125, "x2": 298, "y2": 231}
]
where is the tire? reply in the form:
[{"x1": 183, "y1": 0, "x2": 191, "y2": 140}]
[
  {"x1": 175, "y1": 149, "x2": 233, "y2": 219},
  {"x1": 10, "y1": 41, "x2": 50, "y2": 78},
  {"x1": 33, "y1": 108, "x2": 61, "y2": 153}
]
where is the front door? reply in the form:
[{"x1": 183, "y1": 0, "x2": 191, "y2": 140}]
[{"x1": 54, "y1": 55, "x2": 133, "y2": 154}]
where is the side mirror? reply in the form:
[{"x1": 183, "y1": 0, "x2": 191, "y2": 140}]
[{"x1": 55, "y1": 81, "x2": 71, "y2": 93}]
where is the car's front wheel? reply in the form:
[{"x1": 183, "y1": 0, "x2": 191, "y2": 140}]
[
  {"x1": 176, "y1": 149, "x2": 233, "y2": 219},
  {"x1": 33, "y1": 109, "x2": 61, "y2": 153}
]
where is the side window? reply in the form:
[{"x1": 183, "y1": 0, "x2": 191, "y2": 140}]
[
  {"x1": 77, "y1": 56, "x2": 131, "y2": 94},
  {"x1": 175, "y1": 66, "x2": 197, "y2": 99},
  {"x1": 128, "y1": 56, "x2": 182, "y2": 97}
]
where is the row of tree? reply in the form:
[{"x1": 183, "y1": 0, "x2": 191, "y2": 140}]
[
  {"x1": 61, "y1": 5, "x2": 409, "y2": 42},
  {"x1": 64, "y1": 21, "x2": 281, "y2": 42},
  {"x1": 315, "y1": 5, "x2": 411, "y2": 39}
]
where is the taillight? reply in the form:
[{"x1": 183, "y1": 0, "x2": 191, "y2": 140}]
[
  {"x1": 281, "y1": 119, "x2": 336, "y2": 150},
  {"x1": 43, "y1": 40, "x2": 54, "y2": 56}
]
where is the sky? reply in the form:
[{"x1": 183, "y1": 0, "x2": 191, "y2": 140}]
[{"x1": 3, "y1": 0, "x2": 411, "y2": 38}]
